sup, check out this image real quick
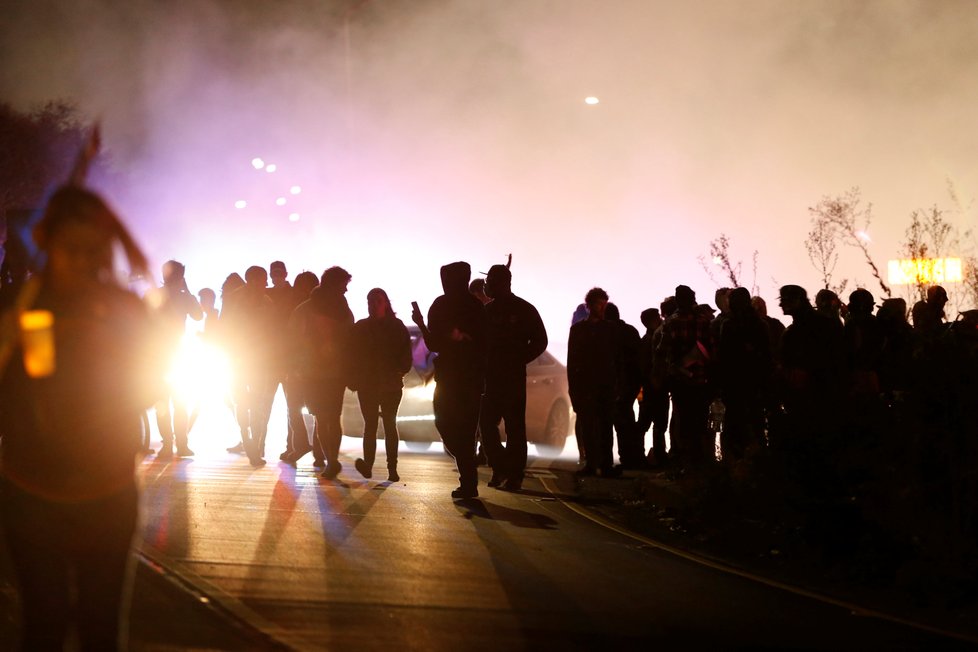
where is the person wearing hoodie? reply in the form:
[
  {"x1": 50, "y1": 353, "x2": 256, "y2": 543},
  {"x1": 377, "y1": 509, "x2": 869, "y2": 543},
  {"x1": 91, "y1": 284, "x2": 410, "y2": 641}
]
[
  {"x1": 412, "y1": 262, "x2": 487, "y2": 499},
  {"x1": 480, "y1": 264, "x2": 548, "y2": 491},
  {"x1": 349, "y1": 288, "x2": 412, "y2": 482},
  {"x1": 288, "y1": 266, "x2": 354, "y2": 479}
]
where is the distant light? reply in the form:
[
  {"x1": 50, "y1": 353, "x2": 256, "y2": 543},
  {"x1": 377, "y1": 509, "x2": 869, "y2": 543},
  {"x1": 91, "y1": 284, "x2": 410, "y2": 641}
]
[
  {"x1": 888, "y1": 258, "x2": 962, "y2": 285},
  {"x1": 275, "y1": 197, "x2": 287, "y2": 206},
  {"x1": 713, "y1": 256, "x2": 723, "y2": 266},
  {"x1": 856, "y1": 230, "x2": 871, "y2": 242},
  {"x1": 234, "y1": 200, "x2": 247, "y2": 209},
  {"x1": 290, "y1": 185, "x2": 302, "y2": 195},
  {"x1": 265, "y1": 164, "x2": 277, "y2": 173},
  {"x1": 584, "y1": 96, "x2": 600, "y2": 105},
  {"x1": 251, "y1": 157, "x2": 265, "y2": 170},
  {"x1": 288, "y1": 213, "x2": 300, "y2": 222}
]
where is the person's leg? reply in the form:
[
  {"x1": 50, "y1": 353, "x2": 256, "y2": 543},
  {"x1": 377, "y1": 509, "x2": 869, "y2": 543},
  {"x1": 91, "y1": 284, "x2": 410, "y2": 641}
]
[
  {"x1": 173, "y1": 395, "x2": 191, "y2": 454},
  {"x1": 283, "y1": 378, "x2": 310, "y2": 459},
  {"x1": 75, "y1": 487, "x2": 139, "y2": 652},
  {"x1": 1, "y1": 489, "x2": 71, "y2": 651},
  {"x1": 478, "y1": 390, "x2": 507, "y2": 485},
  {"x1": 380, "y1": 389, "x2": 402, "y2": 480},
  {"x1": 356, "y1": 390, "x2": 380, "y2": 477},
  {"x1": 435, "y1": 383, "x2": 480, "y2": 496},
  {"x1": 319, "y1": 379, "x2": 347, "y2": 478},
  {"x1": 501, "y1": 386, "x2": 528, "y2": 489},
  {"x1": 155, "y1": 397, "x2": 174, "y2": 457}
]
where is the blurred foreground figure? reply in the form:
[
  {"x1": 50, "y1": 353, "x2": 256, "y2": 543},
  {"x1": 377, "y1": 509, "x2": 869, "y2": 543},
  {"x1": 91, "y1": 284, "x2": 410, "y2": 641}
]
[{"x1": 0, "y1": 186, "x2": 159, "y2": 650}]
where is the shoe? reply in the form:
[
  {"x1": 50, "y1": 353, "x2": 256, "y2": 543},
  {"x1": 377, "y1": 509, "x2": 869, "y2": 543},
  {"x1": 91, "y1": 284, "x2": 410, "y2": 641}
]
[
  {"x1": 451, "y1": 486, "x2": 478, "y2": 499},
  {"x1": 175, "y1": 447, "x2": 195, "y2": 457},
  {"x1": 387, "y1": 469, "x2": 400, "y2": 482},
  {"x1": 227, "y1": 443, "x2": 245, "y2": 454},
  {"x1": 488, "y1": 470, "x2": 507, "y2": 488},
  {"x1": 250, "y1": 457, "x2": 267, "y2": 468},
  {"x1": 355, "y1": 458, "x2": 372, "y2": 479},
  {"x1": 157, "y1": 447, "x2": 173, "y2": 460},
  {"x1": 321, "y1": 463, "x2": 342, "y2": 480},
  {"x1": 279, "y1": 451, "x2": 292, "y2": 461},
  {"x1": 502, "y1": 478, "x2": 523, "y2": 491},
  {"x1": 312, "y1": 458, "x2": 326, "y2": 469}
]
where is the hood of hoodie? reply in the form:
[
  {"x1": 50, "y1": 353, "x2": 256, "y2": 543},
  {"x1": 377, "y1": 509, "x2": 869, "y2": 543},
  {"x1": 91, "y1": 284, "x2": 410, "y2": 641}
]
[{"x1": 440, "y1": 261, "x2": 471, "y2": 297}]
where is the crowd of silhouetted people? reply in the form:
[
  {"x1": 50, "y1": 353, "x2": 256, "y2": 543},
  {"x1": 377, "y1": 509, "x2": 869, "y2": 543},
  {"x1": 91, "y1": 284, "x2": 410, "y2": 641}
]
[{"x1": 1, "y1": 183, "x2": 978, "y2": 648}]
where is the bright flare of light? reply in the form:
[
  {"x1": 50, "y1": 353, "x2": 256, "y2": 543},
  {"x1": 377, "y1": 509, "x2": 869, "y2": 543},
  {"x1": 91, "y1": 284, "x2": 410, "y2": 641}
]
[
  {"x1": 275, "y1": 197, "x2": 287, "y2": 206},
  {"x1": 887, "y1": 258, "x2": 963, "y2": 285},
  {"x1": 265, "y1": 164, "x2": 277, "y2": 173},
  {"x1": 290, "y1": 185, "x2": 301, "y2": 195},
  {"x1": 251, "y1": 157, "x2": 265, "y2": 170},
  {"x1": 166, "y1": 333, "x2": 232, "y2": 408},
  {"x1": 584, "y1": 96, "x2": 600, "y2": 105},
  {"x1": 713, "y1": 256, "x2": 723, "y2": 266},
  {"x1": 234, "y1": 200, "x2": 247, "y2": 209},
  {"x1": 856, "y1": 230, "x2": 871, "y2": 242},
  {"x1": 288, "y1": 213, "x2": 300, "y2": 222}
]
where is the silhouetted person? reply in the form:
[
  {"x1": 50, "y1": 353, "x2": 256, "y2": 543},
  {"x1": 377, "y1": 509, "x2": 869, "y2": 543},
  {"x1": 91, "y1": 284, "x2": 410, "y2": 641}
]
[
  {"x1": 751, "y1": 296, "x2": 785, "y2": 364},
  {"x1": 198, "y1": 287, "x2": 219, "y2": 337},
  {"x1": 815, "y1": 288, "x2": 844, "y2": 324},
  {"x1": 605, "y1": 302, "x2": 644, "y2": 469},
  {"x1": 710, "y1": 287, "x2": 732, "y2": 343},
  {"x1": 282, "y1": 270, "x2": 325, "y2": 466},
  {"x1": 480, "y1": 264, "x2": 548, "y2": 491},
  {"x1": 222, "y1": 265, "x2": 275, "y2": 466},
  {"x1": 715, "y1": 287, "x2": 771, "y2": 462},
  {"x1": 412, "y1": 262, "x2": 487, "y2": 499},
  {"x1": 149, "y1": 259, "x2": 202, "y2": 458},
  {"x1": 568, "y1": 287, "x2": 621, "y2": 477},
  {"x1": 0, "y1": 186, "x2": 160, "y2": 651},
  {"x1": 876, "y1": 298, "x2": 913, "y2": 396},
  {"x1": 637, "y1": 307, "x2": 669, "y2": 466},
  {"x1": 262, "y1": 260, "x2": 299, "y2": 463},
  {"x1": 349, "y1": 288, "x2": 412, "y2": 482},
  {"x1": 655, "y1": 285, "x2": 714, "y2": 468},
  {"x1": 290, "y1": 266, "x2": 354, "y2": 479},
  {"x1": 844, "y1": 288, "x2": 883, "y2": 398}
]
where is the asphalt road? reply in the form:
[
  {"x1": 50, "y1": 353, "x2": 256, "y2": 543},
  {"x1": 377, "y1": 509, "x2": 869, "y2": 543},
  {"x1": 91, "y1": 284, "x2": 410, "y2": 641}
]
[
  {"x1": 1, "y1": 403, "x2": 975, "y2": 651},
  {"x1": 128, "y1": 417, "x2": 974, "y2": 651}
]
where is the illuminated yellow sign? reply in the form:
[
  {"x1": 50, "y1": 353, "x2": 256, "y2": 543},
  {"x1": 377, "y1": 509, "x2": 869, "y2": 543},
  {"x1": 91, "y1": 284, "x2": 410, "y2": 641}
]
[{"x1": 887, "y1": 258, "x2": 963, "y2": 285}]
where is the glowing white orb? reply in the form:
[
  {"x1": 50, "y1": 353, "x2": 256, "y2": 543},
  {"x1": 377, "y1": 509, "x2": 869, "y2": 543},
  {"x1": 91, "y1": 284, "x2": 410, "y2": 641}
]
[
  {"x1": 265, "y1": 164, "x2": 277, "y2": 173},
  {"x1": 290, "y1": 185, "x2": 302, "y2": 195},
  {"x1": 584, "y1": 96, "x2": 600, "y2": 105},
  {"x1": 234, "y1": 200, "x2": 247, "y2": 209},
  {"x1": 275, "y1": 197, "x2": 287, "y2": 206},
  {"x1": 288, "y1": 213, "x2": 300, "y2": 222},
  {"x1": 856, "y1": 230, "x2": 871, "y2": 242},
  {"x1": 251, "y1": 157, "x2": 265, "y2": 170}
]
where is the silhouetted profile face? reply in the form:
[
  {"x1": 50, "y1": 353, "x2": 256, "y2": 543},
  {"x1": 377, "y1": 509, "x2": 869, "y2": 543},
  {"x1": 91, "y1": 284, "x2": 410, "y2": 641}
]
[
  {"x1": 198, "y1": 288, "x2": 216, "y2": 310},
  {"x1": 584, "y1": 287, "x2": 609, "y2": 320},
  {"x1": 778, "y1": 285, "x2": 808, "y2": 317},
  {"x1": 927, "y1": 285, "x2": 948, "y2": 309},
  {"x1": 367, "y1": 288, "x2": 392, "y2": 318}
]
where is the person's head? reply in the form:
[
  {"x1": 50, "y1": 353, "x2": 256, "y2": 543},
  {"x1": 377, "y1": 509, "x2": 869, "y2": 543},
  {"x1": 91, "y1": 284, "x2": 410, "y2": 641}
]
[
  {"x1": 815, "y1": 289, "x2": 841, "y2": 318},
  {"x1": 584, "y1": 287, "x2": 609, "y2": 320},
  {"x1": 727, "y1": 287, "x2": 753, "y2": 317},
  {"x1": 571, "y1": 303, "x2": 589, "y2": 325},
  {"x1": 674, "y1": 285, "x2": 696, "y2": 312},
  {"x1": 660, "y1": 296, "x2": 677, "y2": 318},
  {"x1": 640, "y1": 308, "x2": 662, "y2": 331},
  {"x1": 927, "y1": 285, "x2": 948, "y2": 316},
  {"x1": 605, "y1": 302, "x2": 621, "y2": 321},
  {"x1": 847, "y1": 288, "x2": 875, "y2": 316},
  {"x1": 484, "y1": 264, "x2": 512, "y2": 300},
  {"x1": 751, "y1": 296, "x2": 768, "y2": 318},
  {"x1": 468, "y1": 278, "x2": 490, "y2": 304},
  {"x1": 198, "y1": 287, "x2": 216, "y2": 311},
  {"x1": 270, "y1": 260, "x2": 288, "y2": 286},
  {"x1": 911, "y1": 300, "x2": 935, "y2": 331},
  {"x1": 715, "y1": 287, "x2": 732, "y2": 315},
  {"x1": 221, "y1": 272, "x2": 244, "y2": 298},
  {"x1": 877, "y1": 298, "x2": 908, "y2": 324},
  {"x1": 161, "y1": 260, "x2": 185, "y2": 286},
  {"x1": 778, "y1": 284, "x2": 810, "y2": 317},
  {"x1": 244, "y1": 265, "x2": 267, "y2": 289},
  {"x1": 293, "y1": 270, "x2": 318, "y2": 299},
  {"x1": 320, "y1": 266, "x2": 352, "y2": 293},
  {"x1": 366, "y1": 287, "x2": 394, "y2": 318},
  {"x1": 439, "y1": 261, "x2": 471, "y2": 295},
  {"x1": 34, "y1": 186, "x2": 148, "y2": 291},
  {"x1": 697, "y1": 304, "x2": 716, "y2": 320}
]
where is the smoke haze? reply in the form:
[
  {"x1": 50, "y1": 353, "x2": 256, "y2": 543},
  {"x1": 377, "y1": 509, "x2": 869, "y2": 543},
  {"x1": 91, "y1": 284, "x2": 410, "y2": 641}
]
[{"x1": 3, "y1": 0, "x2": 977, "y2": 344}]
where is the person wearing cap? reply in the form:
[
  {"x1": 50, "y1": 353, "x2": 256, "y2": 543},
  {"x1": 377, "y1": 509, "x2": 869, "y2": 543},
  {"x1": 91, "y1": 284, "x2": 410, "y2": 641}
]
[
  {"x1": 480, "y1": 264, "x2": 548, "y2": 491},
  {"x1": 844, "y1": 288, "x2": 883, "y2": 398}
]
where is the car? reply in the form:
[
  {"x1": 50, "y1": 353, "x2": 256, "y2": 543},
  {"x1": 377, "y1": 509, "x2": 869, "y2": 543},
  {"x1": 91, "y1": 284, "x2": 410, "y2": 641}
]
[{"x1": 341, "y1": 326, "x2": 573, "y2": 455}]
